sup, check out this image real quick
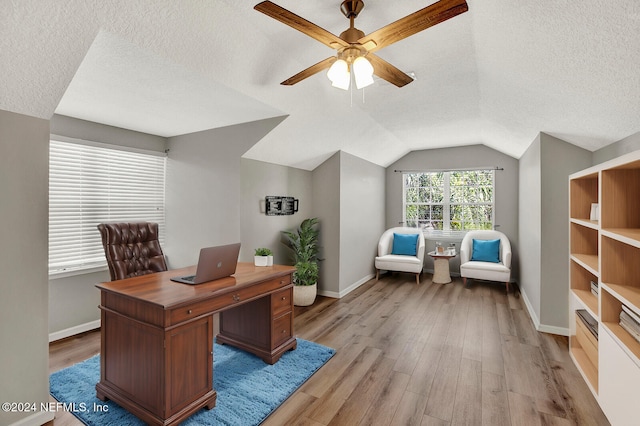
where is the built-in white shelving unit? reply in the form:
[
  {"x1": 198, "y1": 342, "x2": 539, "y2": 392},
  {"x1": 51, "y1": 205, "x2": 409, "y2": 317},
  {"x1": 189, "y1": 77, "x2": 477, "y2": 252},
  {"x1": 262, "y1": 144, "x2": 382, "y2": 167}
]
[{"x1": 569, "y1": 150, "x2": 640, "y2": 425}]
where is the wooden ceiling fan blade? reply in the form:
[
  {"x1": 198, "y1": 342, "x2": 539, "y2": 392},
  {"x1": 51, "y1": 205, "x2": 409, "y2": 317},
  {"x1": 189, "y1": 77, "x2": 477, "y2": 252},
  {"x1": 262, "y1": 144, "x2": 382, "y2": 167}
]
[
  {"x1": 255, "y1": 1, "x2": 349, "y2": 50},
  {"x1": 281, "y1": 57, "x2": 337, "y2": 86},
  {"x1": 366, "y1": 54, "x2": 414, "y2": 87},
  {"x1": 358, "y1": 0, "x2": 468, "y2": 53}
]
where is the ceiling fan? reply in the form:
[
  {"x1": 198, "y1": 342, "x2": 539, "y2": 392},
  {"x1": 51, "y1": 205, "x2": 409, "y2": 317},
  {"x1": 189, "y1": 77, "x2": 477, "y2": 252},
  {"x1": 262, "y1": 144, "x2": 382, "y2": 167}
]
[{"x1": 254, "y1": 0, "x2": 469, "y2": 89}]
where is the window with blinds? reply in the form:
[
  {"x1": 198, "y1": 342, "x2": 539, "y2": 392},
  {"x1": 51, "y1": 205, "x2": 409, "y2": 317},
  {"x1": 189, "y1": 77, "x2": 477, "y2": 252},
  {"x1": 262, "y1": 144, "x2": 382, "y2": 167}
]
[{"x1": 49, "y1": 139, "x2": 166, "y2": 275}]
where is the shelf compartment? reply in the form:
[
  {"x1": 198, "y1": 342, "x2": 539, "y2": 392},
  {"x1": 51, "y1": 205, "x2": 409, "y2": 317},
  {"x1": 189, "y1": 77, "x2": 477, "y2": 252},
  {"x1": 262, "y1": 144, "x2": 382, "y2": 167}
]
[
  {"x1": 601, "y1": 236, "x2": 640, "y2": 298},
  {"x1": 570, "y1": 254, "x2": 599, "y2": 277},
  {"x1": 570, "y1": 259, "x2": 599, "y2": 317},
  {"x1": 601, "y1": 228, "x2": 640, "y2": 249},
  {"x1": 600, "y1": 287, "x2": 640, "y2": 369},
  {"x1": 570, "y1": 174, "x2": 599, "y2": 221},
  {"x1": 570, "y1": 309, "x2": 599, "y2": 392},
  {"x1": 570, "y1": 222, "x2": 598, "y2": 257},
  {"x1": 601, "y1": 167, "x2": 640, "y2": 230}
]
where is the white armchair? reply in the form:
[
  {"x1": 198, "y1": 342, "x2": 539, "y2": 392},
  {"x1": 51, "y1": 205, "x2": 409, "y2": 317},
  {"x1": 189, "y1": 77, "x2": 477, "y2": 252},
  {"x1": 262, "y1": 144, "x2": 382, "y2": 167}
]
[
  {"x1": 460, "y1": 230, "x2": 512, "y2": 292},
  {"x1": 375, "y1": 227, "x2": 425, "y2": 285}
]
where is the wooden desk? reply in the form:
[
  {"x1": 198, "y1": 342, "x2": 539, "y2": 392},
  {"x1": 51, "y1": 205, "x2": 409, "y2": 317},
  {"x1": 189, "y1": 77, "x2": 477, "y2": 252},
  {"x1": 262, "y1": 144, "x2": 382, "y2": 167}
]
[{"x1": 95, "y1": 262, "x2": 297, "y2": 426}]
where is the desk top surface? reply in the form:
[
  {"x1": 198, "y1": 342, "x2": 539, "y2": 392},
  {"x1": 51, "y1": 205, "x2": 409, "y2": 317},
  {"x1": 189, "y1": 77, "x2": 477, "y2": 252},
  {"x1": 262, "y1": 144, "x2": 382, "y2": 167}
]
[{"x1": 96, "y1": 262, "x2": 295, "y2": 308}]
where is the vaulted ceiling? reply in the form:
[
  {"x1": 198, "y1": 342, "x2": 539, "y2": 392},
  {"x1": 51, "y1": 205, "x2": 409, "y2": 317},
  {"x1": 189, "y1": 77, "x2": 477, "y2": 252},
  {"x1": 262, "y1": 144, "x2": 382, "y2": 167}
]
[{"x1": 2, "y1": 0, "x2": 639, "y2": 170}]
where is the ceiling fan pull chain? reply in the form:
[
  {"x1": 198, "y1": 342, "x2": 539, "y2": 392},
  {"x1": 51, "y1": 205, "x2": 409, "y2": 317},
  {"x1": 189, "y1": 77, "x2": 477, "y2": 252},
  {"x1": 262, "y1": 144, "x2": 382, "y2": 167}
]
[{"x1": 350, "y1": 73, "x2": 354, "y2": 107}]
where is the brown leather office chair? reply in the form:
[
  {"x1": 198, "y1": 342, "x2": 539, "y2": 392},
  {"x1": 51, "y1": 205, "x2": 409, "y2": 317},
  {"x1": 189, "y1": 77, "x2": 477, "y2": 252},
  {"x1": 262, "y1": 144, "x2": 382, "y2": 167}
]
[{"x1": 97, "y1": 222, "x2": 168, "y2": 281}]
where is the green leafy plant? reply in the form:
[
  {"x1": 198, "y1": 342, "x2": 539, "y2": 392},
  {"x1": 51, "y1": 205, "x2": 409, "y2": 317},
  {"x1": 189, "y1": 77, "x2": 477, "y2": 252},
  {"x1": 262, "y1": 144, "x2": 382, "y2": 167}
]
[
  {"x1": 293, "y1": 261, "x2": 318, "y2": 287},
  {"x1": 283, "y1": 217, "x2": 320, "y2": 286},
  {"x1": 254, "y1": 247, "x2": 273, "y2": 256}
]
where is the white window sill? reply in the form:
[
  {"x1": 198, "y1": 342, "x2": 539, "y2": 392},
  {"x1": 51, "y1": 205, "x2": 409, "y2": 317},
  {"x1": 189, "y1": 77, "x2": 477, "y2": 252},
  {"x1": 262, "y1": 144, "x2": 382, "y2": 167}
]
[{"x1": 49, "y1": 264, "x2": 108, "y2": 280}]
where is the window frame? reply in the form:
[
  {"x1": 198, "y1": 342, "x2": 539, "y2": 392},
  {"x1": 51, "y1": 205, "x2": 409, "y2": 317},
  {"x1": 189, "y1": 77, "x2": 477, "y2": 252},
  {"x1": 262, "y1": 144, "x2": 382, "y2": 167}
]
[{"x1": 402, "y1": 168, "x2": 495, "y2": 236}]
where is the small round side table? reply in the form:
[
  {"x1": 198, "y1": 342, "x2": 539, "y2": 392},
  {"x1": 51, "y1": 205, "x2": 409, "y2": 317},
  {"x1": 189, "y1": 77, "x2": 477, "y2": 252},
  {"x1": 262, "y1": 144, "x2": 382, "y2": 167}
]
[{"x1": 428, "y1": 250, "x2": 457, "y2": 284}]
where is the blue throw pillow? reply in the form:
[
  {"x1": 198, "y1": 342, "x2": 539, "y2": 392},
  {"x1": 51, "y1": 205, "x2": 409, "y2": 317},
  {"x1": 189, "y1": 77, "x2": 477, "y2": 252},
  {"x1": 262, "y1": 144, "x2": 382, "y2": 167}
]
[
  {"x1": 471, "y1": 239, "x2": 501, "y2": 263},
  {"x1": 391, "y1": 233, "x2": 419, "y2": 256}
]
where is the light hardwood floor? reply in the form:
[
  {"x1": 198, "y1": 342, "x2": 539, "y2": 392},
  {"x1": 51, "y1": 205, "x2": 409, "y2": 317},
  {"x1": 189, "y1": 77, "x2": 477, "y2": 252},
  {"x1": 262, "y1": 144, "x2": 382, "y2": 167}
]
[{"x1": 48, "y1": 273, "x2": 610, "y2": 425}]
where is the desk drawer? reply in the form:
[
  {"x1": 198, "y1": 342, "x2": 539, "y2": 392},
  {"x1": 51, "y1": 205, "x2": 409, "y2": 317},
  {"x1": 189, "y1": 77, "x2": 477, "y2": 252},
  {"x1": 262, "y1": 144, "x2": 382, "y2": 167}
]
[
  {"x1": 272, "y1": 312, "x2": 292, "y2": 347},
  {"x1": 169, "y1": 275, "x2": 292, "y2": 325},
  {"x1": 272, "y1": 287, "x2": 292, "y2": 317}
]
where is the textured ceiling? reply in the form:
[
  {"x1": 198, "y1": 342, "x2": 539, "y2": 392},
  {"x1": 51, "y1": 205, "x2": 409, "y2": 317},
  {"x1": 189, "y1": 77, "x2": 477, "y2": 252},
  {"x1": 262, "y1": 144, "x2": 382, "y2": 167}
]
[{"x1": 1, "y1": 0, "x2": 640, "y2": 170}]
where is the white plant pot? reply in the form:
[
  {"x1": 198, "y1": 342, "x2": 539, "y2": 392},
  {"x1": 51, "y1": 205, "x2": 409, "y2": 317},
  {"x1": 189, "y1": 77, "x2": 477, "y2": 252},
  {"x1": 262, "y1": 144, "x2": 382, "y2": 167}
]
[
  {"x1": 254, "y1": 256, "x2": 268, "y2": 267},
  {"x1": 293, "y1": 283, "x2": 317, "y2": 306},
  {"x1": 267, "y1": 255, "x2": 273, "y2": 266}
]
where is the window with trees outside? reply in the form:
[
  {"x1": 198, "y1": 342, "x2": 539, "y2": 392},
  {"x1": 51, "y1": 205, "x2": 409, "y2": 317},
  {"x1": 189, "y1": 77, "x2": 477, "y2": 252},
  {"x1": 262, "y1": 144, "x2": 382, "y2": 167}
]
[
  {"x1": 403, "y1": 169, "x2": 495, "y2": 234},
  {"x1": 49, "y1": 138, "x2": 166, "y2": 275}
]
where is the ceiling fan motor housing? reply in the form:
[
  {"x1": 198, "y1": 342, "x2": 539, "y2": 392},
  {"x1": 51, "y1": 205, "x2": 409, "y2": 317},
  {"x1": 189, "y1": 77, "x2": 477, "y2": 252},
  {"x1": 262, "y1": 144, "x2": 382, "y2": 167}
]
[{"x1": 340, "y1": 0, "x2": 365, "y2": 19}]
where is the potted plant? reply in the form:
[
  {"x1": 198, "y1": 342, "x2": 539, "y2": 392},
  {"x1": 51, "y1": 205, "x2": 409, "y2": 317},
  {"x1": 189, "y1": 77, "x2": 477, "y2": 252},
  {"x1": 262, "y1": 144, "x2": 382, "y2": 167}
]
[
  {"x1": 291, "y1": 260, "x2": 318, "y2": 306},
  {"x1": 254, "y1": 247, "x2": 273, "y2": 266},
  {"x1": 283, "y1": 218, "x2": 320, "y2": 306}
]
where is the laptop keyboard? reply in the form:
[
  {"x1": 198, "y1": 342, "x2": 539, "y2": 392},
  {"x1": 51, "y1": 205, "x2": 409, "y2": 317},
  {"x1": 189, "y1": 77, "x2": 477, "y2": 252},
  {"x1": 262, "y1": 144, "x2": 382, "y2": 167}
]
[{"x1": 182, "y1": 275, "x2": 196, "y2": 282}]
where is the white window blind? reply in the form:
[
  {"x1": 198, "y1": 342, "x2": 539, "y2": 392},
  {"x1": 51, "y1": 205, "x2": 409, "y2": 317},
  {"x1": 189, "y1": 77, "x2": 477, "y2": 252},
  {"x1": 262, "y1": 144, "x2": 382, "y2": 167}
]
[{"x1": 49, "y1": 139, "x2": 166, "y2": 275}]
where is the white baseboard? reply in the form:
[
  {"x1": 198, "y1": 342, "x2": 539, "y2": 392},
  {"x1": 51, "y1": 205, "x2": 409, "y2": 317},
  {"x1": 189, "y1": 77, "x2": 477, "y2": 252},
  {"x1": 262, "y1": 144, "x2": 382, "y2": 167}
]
[
  {"x1": 519, "y1": 286, "x2": 541, "y2": 330},
  {"x1": 8, "y1": 410, "x2": 54, "y2": 426},
  {"x1": 538, "y1": 324, "x2": 569, "y2": 336},
  {"x1": 318, "y1": 274, "x2": 374, "y2": 299},
  {"x1": 49, "y1": 319, "x2": 101, "y2": 342},
  {"x1": 519, "y1": 287, "x2": 569, "y2": 336}
]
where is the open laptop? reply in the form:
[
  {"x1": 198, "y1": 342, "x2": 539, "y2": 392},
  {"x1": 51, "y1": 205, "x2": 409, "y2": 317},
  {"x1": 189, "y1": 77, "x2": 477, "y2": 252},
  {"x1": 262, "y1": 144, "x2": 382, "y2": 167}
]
[{"x1": 170, "y1": 243, "x2": 241, "y2": 285}]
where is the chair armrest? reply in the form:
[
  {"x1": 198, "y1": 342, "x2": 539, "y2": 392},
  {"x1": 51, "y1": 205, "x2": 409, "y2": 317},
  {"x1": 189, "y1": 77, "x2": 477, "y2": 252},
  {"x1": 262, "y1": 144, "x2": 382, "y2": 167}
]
[
  {"x1": 460, "y1": 246, "x2": 470, "y2": 263},
  {"x1": 378, "y1": 231, "x2": 393, "y2": 256},
  {"x1": 416, "y1": 234, "x2": 426, "y2": 261},
  {"x1": 502, "y1": 246, "x2": 512, "y2": 268}
]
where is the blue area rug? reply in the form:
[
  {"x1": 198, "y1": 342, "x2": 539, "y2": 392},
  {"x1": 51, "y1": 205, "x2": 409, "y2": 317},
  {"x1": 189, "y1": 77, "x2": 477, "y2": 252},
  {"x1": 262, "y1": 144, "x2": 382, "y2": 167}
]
[{"x1": 50, "y1": 339, "x2": 335, "y2": 425}]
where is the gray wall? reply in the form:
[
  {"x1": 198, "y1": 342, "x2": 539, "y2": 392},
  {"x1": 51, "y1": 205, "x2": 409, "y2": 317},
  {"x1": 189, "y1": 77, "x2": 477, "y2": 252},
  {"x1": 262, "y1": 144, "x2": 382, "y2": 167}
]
[
  {"x1": 518, "y1": 133, "x2": 592, "y2": 334},
  {"x1": 593, "y1": 130, "x2": 640, "y2": 165},
  {"x1": 312, "y1": 152, "x2": 341, "y2": 295},
  {"x1": 51, "y1": 114, "x2": 168, "y2": 153},
  {"x1": 540, "y1": 134, "x2": 592, "y2": 329},
  {"x1": 386, "y1": 145, "x2": 520, "y2": 278},
  {"x1": 48, "y1": 115, "x2": 166, "y2": 338},
  {"x1": 311, "y1": 151, "x2": 386, "y2": 297},
  {"x1": 338, "y1": 152, "x2": 386, "y2": 294},
  {"x1": 0, "y1": 109, "x2": 52, "y2": 426},
  {"x1": 240, "y1": 158, "x2": 313, "y2": 265},
  {"x1": 165, "y1": 117, "x2": 285, "y2": 267},
  {"x1": 518, "y1": 136, "x2": 542, "y2": 323}
]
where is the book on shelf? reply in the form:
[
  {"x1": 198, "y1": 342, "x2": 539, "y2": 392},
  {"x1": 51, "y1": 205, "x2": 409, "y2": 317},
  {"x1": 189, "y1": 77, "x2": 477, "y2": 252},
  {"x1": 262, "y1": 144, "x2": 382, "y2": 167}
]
[
  {"x1": 620, "y1": 311, "x2": 640, "y2": 331},
  {"x1": 621, "y1": 304, "x2": 640, "y2": 325},
  {"x1": 619, "y1": 318, "x2": 640, "y2": 344},
  {"x1": 576, "y1": 309, "x2": 598, "y2": 339},
  {"x1": 590, "y1": 280, "x2": 598, "y2": 293}
]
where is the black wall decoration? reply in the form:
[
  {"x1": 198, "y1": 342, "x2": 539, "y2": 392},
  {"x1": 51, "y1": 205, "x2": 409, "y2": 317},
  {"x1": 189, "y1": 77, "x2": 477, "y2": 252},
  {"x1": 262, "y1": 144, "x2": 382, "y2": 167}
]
[{"x1": 265, "y1": 196, "x2": 299, "y2": 216}]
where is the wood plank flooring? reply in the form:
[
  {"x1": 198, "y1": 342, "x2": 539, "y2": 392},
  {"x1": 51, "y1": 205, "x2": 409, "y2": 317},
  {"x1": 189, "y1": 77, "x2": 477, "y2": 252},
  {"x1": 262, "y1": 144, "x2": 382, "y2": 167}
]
[{"x1": 48, "y1": 273, "x2": 609, "y2": 425}]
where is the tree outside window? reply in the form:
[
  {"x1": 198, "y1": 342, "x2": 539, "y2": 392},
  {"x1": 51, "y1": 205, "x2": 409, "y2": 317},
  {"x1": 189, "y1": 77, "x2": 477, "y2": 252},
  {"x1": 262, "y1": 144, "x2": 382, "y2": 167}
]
[{"x1": 403, "y1": 170, "x2": 494, "y2": 231}]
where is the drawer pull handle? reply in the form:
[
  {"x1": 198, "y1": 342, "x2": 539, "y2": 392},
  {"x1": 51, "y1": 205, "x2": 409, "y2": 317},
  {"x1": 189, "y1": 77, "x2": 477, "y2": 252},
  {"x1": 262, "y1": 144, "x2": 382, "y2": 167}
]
[
  {"x1": 281, "y1": 296, "x2": 286, "y2": 301},
  {"x1": 187, "y1": 309, "x2": 192, "y2": 314},
  {"x1": 233, "y1": 294, "x2": 240, "y2": 302},
  {"x1": 281, "y1": 330, "x2": 287, "y2": 334}
]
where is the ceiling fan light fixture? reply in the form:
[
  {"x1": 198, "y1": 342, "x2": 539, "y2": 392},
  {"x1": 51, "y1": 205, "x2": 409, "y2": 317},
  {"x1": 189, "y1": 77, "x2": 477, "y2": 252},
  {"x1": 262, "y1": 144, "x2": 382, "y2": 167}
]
[
  {"x1": 327, "y1": 59, "x2": 350, "y2": 90},
  {"x1": 353, "y1": 56, "x2": 374, "y2": 89}
]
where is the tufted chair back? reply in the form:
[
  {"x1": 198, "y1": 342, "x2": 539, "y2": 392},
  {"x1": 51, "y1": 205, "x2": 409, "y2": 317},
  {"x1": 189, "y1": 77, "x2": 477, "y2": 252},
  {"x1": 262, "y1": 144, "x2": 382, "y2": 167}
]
[{"x1": 97, "y1": 222, "x2": 168, "y2": 281}]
